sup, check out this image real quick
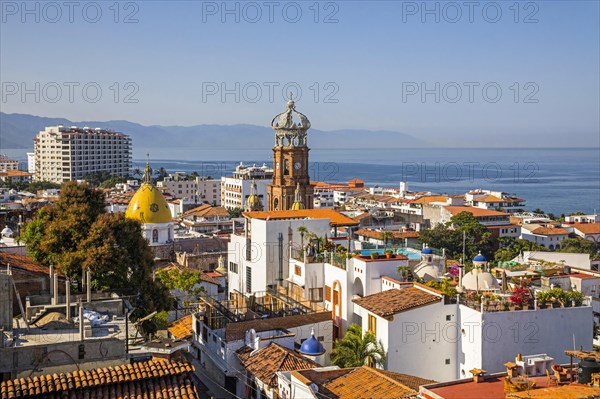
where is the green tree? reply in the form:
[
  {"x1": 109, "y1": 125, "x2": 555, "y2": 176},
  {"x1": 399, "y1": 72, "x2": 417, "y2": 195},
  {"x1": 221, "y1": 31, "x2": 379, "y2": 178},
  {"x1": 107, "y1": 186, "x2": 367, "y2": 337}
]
[
  {"x1": 99, "y1": 176, "x2": 127, "y2": 189},
  {"x1": 24, "y1": 181, "x2": 61, "y2": 192},
  {"x1": 494, "y1": 238, "x2": 545, "y2": 263},
  {"x1": 330, "y1": 324, "x2": 386, "y2": 368},
  {"x1": 21, "y1": 182, "x2": 171, "y2": 335},
  {"x1": 419, "y1": 212, "x2": 495, "y2": 265},
  {"x1": 380, "y1": 230, "x2": 394, "y2": 247},
  {"x1": 228, "y1": 207, "x2": 243, "y2": 218},
  {"x1": 557, "y1": 238, "x2": 598, "y2": 256}
]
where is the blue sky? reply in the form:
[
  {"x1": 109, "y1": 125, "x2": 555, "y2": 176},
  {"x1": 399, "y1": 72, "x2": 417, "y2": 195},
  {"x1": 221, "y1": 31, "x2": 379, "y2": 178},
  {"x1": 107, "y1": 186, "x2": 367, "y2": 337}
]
[{"x1": 1, "y1": 0, "x2": 599, "y2": 146}]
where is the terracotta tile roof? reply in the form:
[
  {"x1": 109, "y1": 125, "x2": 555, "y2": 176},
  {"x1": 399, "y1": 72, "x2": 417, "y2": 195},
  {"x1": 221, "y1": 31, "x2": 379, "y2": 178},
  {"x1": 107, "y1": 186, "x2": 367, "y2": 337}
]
[
  {"x1": 168, "y1": 315, "x2": 193, "y2": 340},
  {"x1": 352, "y1": 212, "x2": 371, "y2": 221},
  {"x1": 572, "y1": 223, "x2": 600, "y2": 235},
  {"x1": 508, "y1": 384, "x2": 600, "y2": 398},
  {"x1": 0, "y1": 359, "x2": 199, "y2": 399},
  {"x1": 321, "y1": 366, "x2": 421, "y2": 399},
  {"x1": 0, "y1": 252, "x2": 52, "y2": 275},
  {"x1": 182, "y1": 204, "x2": 229, "y2": 218},
  {"x1": 0, "y1": 170, "x2": 31, "y2": 177},
  {"x1": 353, "y1": 287, "x2": 440, "y2": 319},
  {"x1": 243, "y1": 209, "x2": 359, "y2": 227},
  {"x1": 200, "y1": 272, "x2": 220, "y2": 285},
  {"x1": 444, "y1": 206, "x2": 509, "y2": 217},
  {"x1": 225, "y1": 311, "x2": 331, "y2": 341},
  {"x1": 237, "y1": 343, "x2": 318, "y2": 387},
  {"x1": 531, "y1": 226, "x2": 569, "y2": 235},
  {"x1": 377, "y1": 369, "x2": 436, "y2": 391},
  {"x1": 355, "y1": 228, "x2": 420, "y2": 239},
  {"x1": 409, "y1": 195, "x2": 449, "y2": 204}
]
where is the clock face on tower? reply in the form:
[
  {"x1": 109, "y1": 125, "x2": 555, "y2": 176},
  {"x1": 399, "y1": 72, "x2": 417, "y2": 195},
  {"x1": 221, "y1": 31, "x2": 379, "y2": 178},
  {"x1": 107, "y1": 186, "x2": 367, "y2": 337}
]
[{"x1": 294, "y1": 162, "x2": 302, "y2": 170}]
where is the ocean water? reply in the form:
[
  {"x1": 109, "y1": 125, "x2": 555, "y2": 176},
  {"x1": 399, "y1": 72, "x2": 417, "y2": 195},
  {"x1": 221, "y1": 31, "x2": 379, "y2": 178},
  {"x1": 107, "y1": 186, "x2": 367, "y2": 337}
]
[{"x1": 3, "y1": 147, "x2": 599, "y2": 215}]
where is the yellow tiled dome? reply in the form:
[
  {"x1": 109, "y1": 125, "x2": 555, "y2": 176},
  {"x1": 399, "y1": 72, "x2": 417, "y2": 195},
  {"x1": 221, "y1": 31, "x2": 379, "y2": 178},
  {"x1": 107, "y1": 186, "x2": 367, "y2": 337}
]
[{"x1": 125, "y1": 161, "x2": 172, "y2": 224}]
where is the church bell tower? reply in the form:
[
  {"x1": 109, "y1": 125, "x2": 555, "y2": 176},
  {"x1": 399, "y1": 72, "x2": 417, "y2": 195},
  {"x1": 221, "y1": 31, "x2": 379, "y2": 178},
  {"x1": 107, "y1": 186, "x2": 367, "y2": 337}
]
[{"x1": 267, "y1": 97, "x2": 314, "y2": 211}]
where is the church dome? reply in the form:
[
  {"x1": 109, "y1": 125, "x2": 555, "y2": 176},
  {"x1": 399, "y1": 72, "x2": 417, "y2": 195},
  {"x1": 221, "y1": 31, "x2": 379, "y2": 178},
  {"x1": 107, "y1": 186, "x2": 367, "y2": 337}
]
[
  {"x1": 462, "y1": 268, "x2": 499, "y2": 291},
  {"x1": 299, "y1": 330, "x2": 325, "y2": 356},
  {"x1": 271, "y1": 96, "x2": 311, "y2": 130},
  {"x1": 290, "y1": 183, "x2": 305, "y2": 210},
  {"x1": 126, "y1": 162, "x2": 172, "y2": 224},
  {"x1": 413, "y1": 264, "x2": 440, "y2": 282},
  {"x1": 473, "y1": 253, "x2": 487, "y2": 262},
  {"x1": 422, "y1": 247, "x2": 433, "y2": 255}
]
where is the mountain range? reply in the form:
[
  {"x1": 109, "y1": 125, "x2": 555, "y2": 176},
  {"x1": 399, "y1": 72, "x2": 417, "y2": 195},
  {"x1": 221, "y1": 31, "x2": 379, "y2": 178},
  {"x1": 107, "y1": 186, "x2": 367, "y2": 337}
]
[{"x1": 0, "y1": 112, "x2": 429, "y2": 150}]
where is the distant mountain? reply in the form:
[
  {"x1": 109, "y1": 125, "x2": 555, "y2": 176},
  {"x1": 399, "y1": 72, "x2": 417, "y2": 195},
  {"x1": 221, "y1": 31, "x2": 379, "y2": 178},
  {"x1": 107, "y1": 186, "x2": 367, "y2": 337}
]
[{"x1": 0, "y1": 112, "x2": 430, "y2": 150}]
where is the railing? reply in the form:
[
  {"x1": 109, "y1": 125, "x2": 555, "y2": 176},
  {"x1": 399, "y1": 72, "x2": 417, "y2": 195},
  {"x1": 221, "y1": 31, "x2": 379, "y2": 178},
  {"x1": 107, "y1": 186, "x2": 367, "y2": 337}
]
[{"x1": 457, "y1": 294, "x2": 591, "y2": 313}]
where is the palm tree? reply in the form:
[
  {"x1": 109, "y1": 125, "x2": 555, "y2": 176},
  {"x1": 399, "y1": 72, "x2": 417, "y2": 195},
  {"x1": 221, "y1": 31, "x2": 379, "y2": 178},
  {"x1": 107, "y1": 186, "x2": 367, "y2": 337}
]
[
  {"x1": 132, "y1": 168, "x2": 142, "y2": 178},
  {"x1": 330, "y1": 324, "x2": 386, "y2": 368},
  {"x1": 380, "y1": 231, "x2": 394, "y2": 248},
  {"x1": 297, "y1": 226, "x2": 308, "y2": 248}
]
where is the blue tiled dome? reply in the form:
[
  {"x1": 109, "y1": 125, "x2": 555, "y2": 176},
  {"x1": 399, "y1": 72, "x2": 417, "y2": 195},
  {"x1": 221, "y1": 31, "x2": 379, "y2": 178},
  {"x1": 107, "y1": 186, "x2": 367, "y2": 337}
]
[
  {"x1": 473, "y1": 253, "x2": 487, "y2": 262},
  {"x1": 299, "y1": 332, "x2": 325, "y2": 356},
  {"x1": 421, "y1": 247, "x2": 433, "y2": 255}
]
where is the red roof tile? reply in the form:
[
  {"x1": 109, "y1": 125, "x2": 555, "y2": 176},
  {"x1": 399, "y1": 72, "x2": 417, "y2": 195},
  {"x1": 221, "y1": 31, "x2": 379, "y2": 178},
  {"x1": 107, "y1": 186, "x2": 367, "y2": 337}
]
[
  {"x1": 237, "y1": 343, "x2": 318, "y2": 387},
  {"x1": 0, "y1": 359, "x2": 198, "y2": 399},
  {"x1": 353, "y1": 287, "x2": 440, "y2": 319}
]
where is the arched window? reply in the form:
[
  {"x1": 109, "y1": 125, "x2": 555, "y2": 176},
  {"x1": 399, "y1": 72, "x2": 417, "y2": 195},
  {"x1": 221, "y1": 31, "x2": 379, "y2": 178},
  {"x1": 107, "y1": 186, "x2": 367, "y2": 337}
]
[
  {"x1": 273, "y1": 198, "x2": 279, "y2": 210},
  {"x1": 284, "y1": 160, "x2": 289, "y2": 176},
  {"x1": 152, "y1": 229, "x2": 159, "y2": 243}
]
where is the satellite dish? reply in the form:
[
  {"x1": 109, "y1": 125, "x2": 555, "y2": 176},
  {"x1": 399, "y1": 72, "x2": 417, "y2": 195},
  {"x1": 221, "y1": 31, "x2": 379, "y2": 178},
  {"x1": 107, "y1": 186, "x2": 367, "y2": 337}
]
[{"x1": 309, "y1": 383, "x2": 319, "y2": 393}]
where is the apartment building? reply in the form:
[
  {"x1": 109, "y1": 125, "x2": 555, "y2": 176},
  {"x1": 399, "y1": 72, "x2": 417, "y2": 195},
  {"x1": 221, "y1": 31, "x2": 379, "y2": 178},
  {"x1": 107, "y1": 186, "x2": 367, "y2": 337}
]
[
  {"x1": 33, "y1": 126, "x2": 131, "y2": 183},
  {"x1": 157, "y1": 173, "x2": 221, "y2": 205},
  {"x1": 0, "y1": 156, "x2": 18, "y2": 172},
  {"x1": 221, "y1": 162, "x2": 273, "y2": 210}
]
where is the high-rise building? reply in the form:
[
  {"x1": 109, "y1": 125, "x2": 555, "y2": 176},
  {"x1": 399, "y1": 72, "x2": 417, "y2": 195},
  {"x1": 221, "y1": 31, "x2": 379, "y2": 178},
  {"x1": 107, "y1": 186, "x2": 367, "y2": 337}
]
[
  {"x1": 33, "y1": 126, "x2": 132, "y2": 183},
  {"x1": 267, "y1": 98, "x2": 314, "y2": 210}
]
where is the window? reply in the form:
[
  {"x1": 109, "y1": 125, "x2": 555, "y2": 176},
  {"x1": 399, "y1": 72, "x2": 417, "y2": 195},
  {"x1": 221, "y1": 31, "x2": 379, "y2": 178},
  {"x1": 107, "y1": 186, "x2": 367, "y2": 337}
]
[
  {"x1": 246, "y1": 266, "x2": 252, "y2": 293},
  {"x1": 152, "y1": 229, "x2": 159, "y2": 243},
  {"x1": 229, "y1": 262, "x2": 238, "y2": 274},
  {"x1": 295, "y1": 264, "x2": 302, "y2": 276},
  {"x1": 445, "y1": 359, "x2": 451, "y2": 365},
  {"x1": 368, "y1": 314, "x2": 377, "y2": 335},
  {"x1": 325, "y1": 285, "x2": 331, "y2": 302},
  {"x1": 446, "y1": 315, "x2": 451, "y2": 321}
]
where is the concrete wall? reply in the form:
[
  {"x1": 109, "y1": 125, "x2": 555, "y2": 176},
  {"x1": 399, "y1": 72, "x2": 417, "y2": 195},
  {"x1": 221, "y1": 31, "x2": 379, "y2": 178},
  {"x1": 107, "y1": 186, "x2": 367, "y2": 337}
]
[
  {"x1": 0, "y1": 338, "x2": 126, "y2": 377},
  {"x1": 479, "y1": 306, "x2": 593, "y2": 374},
  {"x1": 354, "y1": 299, "x2": 458, "y2": 382}
]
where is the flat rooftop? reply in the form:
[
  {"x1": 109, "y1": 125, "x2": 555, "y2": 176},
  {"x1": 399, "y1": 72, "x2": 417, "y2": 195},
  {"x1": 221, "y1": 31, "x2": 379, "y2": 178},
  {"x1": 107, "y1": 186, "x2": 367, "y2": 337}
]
[{"x1": 423, "y1": 375, "x2": 550, "y2": 399}]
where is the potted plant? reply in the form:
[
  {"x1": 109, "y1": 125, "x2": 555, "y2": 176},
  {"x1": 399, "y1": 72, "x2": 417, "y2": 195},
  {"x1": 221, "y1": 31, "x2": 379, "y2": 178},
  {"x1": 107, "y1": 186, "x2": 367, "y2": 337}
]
[
  {"x1": 384, "y1": 249, "x2": 394, "y2": 259},
  {"x1": 370, "y1": 252, "x2": 379, "y2": 260}
]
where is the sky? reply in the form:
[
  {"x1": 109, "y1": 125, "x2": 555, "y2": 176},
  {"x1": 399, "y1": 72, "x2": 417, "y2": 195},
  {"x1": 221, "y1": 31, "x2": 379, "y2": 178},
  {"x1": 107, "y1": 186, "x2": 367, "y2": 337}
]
[{"x1": 1, "y1": 0, "x2": 599, "y2": 147}]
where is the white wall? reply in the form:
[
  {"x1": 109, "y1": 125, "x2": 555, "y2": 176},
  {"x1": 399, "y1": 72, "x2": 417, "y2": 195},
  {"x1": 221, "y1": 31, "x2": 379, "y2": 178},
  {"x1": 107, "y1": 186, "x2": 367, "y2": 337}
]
[
  {"x1": 480, "y1": 306, "x2": 593, "y2": 373},
  {"x1": 354, "y1": 299, "x2": 458, "y2": 382}
]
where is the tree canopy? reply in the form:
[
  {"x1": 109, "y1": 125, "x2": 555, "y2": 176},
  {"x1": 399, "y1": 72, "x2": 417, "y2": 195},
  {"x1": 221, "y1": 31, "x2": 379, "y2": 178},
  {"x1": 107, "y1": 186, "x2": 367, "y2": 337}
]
[
  {"x1": 21, "y1": 182, "x2": 171, "y2": 333},
  {"x1": 419, "y1": 212, "x2": 495, "y2": 265},
  {"x1": 557, "y1": 238, "x2": 599, "y2": 256}
]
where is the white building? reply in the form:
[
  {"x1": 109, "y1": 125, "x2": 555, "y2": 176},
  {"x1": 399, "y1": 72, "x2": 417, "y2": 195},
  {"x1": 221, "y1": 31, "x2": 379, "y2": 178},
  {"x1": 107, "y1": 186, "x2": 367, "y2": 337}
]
[
  {"x1": 0, "y1": 155, "x2": 19, "y2": 172},
  {"x1": 520, "y1": 224, "x2": 570, "y2": 250},
  {"x1": 353, "y1": 280, "x2": 593, "y2": 382},
  {"x1": 190, "y1": 294, "x2": 332, "y2": 397},
  {"x1": 33, "y1": 126, "x2": 131, "y2": 183},
  {"x1": 221, "y1": 163, "x2": 273, "y2": 210},
  {"x1": 26, "y1": 153, "x2": 35, "y2": 175},
  {"x1": 227, "y1": 209, "x2": 355, "y2": 296},
  {"x1": 157, "y1": 174, "x2": 221, "y2": 205},
  {"x1": 464, "y1": 189, "x2": 526, "y2": 213}
]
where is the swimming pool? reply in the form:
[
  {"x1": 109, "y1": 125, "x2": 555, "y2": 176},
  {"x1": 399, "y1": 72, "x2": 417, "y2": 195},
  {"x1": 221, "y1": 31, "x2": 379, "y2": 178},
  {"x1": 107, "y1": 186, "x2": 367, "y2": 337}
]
[{"x1": 360, "y1": 248, "x2": 422, "y2": 261}]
